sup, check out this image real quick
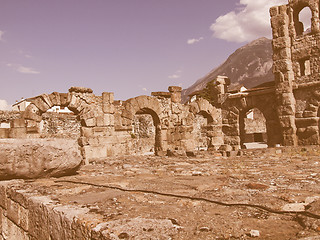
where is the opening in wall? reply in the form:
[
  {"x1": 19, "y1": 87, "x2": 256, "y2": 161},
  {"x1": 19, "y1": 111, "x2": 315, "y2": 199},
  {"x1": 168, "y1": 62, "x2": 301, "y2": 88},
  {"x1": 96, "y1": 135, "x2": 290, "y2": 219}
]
[
  {"x1": 294, "y1": 7, "x2": 312, "y2": 36},
  {"x1": 298, "y1": 59, "x2": 311, "y2": 76}
]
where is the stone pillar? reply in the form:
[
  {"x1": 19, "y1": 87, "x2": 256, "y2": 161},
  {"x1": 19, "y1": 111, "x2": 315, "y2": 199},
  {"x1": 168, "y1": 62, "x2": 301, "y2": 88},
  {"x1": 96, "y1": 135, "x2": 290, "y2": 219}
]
[
  {"x1": 168, "y1": 86, "x2": 182, "y2": 103},
  {"x1": 214, "y1": 76, "x2": 230, "y2": 106},
  {"x1": 270, "y1": 4, "x2": 297, "y2": 146},
  {"x1": 102, "y1": 92, "x2": 114, "y2": 110}
]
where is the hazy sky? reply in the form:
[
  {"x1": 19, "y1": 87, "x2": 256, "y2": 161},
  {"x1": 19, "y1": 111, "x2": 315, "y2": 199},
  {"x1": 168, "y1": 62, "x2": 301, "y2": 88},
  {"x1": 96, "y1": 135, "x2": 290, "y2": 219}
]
[{"x1": 0, "y1": 0, "x2": 287, "y2": 108}]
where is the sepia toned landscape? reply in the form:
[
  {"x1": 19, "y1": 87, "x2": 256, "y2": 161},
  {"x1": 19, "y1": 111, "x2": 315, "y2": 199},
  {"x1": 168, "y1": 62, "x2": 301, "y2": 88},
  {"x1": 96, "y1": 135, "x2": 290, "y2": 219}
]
[{"x1": 1, "y1": 0, "x2": 320, "y2": 239}]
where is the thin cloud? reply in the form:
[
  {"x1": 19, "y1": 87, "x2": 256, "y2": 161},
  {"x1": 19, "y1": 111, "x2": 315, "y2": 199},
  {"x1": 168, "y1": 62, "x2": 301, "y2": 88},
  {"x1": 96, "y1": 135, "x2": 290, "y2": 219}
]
[
  {"x1": 210, "y1": 0, "x2": 287, "y2": 43},
  {"x1": 168, "y1": 74, "x2": 180, "y2": 79},
  {"x1": 142, "y1": 88, "x2": 147, "y2": 92},
  {"x1": 168, "y1": 70, "x2": 182, "y2": 79},
  {"x1": 6, "y1": 63, "x2": 40, "y2": 74},
  {"x1": 187, "y1": 37, "x2": 204, "y2": 45},
  {"x1": 18, "y1": 66, "x2": 40, "y2": 74}
]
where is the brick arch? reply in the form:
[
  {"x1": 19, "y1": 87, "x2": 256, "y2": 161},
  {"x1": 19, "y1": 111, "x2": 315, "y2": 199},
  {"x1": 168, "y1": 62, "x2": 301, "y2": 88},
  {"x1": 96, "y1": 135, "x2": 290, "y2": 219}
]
[
  {"x1": 122, "y1": 95, "x2": 162, "y2": 121},
  {"x1": 122, "y1": 95, "x2": 163, "y2": 153},
  {"x1": 227, "y1": 94, "x2": 282, "y2": 148},
  {"x1": 23, "y1": 92, "x2": 94, "y2": 127},
  {"x1": 188, "y1": 98, "x2": 221, "y2": 124}
]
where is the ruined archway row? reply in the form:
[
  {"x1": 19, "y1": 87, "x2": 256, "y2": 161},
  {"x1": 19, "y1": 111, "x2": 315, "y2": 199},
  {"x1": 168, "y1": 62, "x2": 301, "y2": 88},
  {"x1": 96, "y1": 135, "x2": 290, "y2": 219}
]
[{"x1": 7, "y1": 86, "x2": 224, "y2": 162}]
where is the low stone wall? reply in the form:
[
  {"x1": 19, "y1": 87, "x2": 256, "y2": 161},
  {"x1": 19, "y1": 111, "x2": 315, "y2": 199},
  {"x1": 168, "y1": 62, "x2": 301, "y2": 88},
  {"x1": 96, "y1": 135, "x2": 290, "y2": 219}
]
[{"x1": 0, "y1": 180, "x2": 93, "y2": 239}]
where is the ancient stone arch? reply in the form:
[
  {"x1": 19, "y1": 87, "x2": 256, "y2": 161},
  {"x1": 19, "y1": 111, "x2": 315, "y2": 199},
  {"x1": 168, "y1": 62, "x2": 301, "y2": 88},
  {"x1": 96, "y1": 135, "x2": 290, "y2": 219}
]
[
  {"x1": 223, "y1": 92, "x2": 282, "y2": 149},
  {"x1": 122, "y1": 95, "x2": 163, "y2": 153},
  {"x1": 189, "y1": 98, "x2": 223, "y2": 150},
  {"x1": 23, "y1": 88, "x2": 95, "y2": 129}
]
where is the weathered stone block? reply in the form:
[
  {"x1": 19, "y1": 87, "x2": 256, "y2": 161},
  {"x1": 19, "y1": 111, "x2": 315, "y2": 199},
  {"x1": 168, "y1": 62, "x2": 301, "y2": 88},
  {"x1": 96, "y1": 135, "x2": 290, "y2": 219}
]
[
  {"x1": 11, "y1": 119, "x2": 25, "y2": 128},
  {"x1": 277, "y1": 105, "x2": 295, "y2": 115},
  {"x1": 189, "y1": 103, "x2": 199, "y2": 114},
  {"x1": 28, "y1": 197, "x2": 50, "y2": 240},
  {"x1": 6, "y1": 188, "x2": 28, "y2": 209},
  {"x1": 269, "y1": 6, "x2": 278, "y2": 17},
  {"x1": 103, "y1": 114, "x2": 115, "y2": 126},
  {"x1": 41, "y1": 94, "x2": 53, "y2": 108},
  {"x1": 2, "y1": 217, "x2": 28, "y2": 240},
  {"x1": 60, "y1": 93, "x2": 71, "y2": 107},
  {"x1": 121, "y1": 109, "x2": 133, "y2": 120},
  {"x1": 273, "y1": 37, "x2": 290, "y2": 50},
  {"x1": 80, "y1": 127, "x2": 94, "y2": 138},
  {"x1": 224, "y1": 136, "x2": 240, "y2": 146},
  {"x1": 33, "y1": 97, "x2": 50, "y2": 113},
  {"x1": 68, "y1": 94, "x2": 81, "y2": 113},
  {"x1": 222, "y1": 124, "x2": 239, "y2": 136},
  {"x1": 282, "y1": 134, "x2": 297, "y2": 146},
  {"x1": 49, "y1": 92, "x2": 61, "y2": 106},
  {"x1": 23, "y1": 104, "x2": 42, "y2": 122},
  {"x1": 8, "y1": 128, "x2": 27, "y2": 139},
  {"x1": 279, "y1": 115, "x2": 295, "y2": 128},
  {"x1": 0, "y1": 139, "x2": 82, "y2": 180},
  {"x1": 303, "y1": 111, "x2": 317, "y2": 118},
  {"x1": 103, "y1": 103, "x2": 115, "y2": 114},
  {"x1": 273, "y1": 59, "x2": 292, "y2": 72},
  {"x1": 96, "y1": 115, "x2": 105, "y2": 127},
  {"x1": 279, "y1": 93, "x2": 295, "y2": 105},
  {"x1": 102, "y1": 92, "x2": 114, "y2": 104},
  {"x1": 0, "y1": 129, "x2": 9, "y2": 138},
  {"x1": 83, "y1": 145, "x2": 107, "y2": 161},
  {"x1": 19, "y1": 205, "x2": 28, "y2": 232},
  {"x1": 82, "y1": 118, "x2": 96, "y2": 127},
  {"x1": 296, "y1": 117, "x2": 318, "y2": 128},
  {"x1": 7, "y1": 199, "x2": 19, "y2": 225},
  {"x1": 80, "y1": 108, "x2": 95, "y2": 120},
  {"x1": 168, "y1": 86, "x2": 182, "y2": 103},
  {"x1": 0, "y1": 185, "x2": 7, "y2": 209}
]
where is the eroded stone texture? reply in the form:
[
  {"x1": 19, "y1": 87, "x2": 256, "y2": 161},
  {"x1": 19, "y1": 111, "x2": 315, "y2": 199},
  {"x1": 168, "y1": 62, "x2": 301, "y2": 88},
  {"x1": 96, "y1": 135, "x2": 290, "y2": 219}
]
[
  {"x1": 0, "y1": 139, "x2": 82, "y2": 180},
  {"x1": 270, "y1": 0, "x2": 320, "y2": 146}
]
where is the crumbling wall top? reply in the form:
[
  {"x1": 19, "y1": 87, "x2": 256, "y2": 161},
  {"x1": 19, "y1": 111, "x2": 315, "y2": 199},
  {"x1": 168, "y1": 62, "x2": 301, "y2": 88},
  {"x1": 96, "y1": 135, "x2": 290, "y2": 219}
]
[{"x1": 69, "y1": 86, "x2": 93, "y2": 93}]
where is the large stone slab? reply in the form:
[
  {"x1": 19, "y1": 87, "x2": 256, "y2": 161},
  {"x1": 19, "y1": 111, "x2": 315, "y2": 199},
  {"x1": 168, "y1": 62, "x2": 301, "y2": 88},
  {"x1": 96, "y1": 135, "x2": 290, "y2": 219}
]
[{"x1": 0, "y1": 139, "x2": 82, "y2": 180}]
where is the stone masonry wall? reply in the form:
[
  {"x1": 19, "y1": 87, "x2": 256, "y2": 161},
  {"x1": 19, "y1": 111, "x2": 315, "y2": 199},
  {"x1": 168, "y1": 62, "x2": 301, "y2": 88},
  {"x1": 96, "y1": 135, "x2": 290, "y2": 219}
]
[
  {"x1": 3, "y1": 86, "x2": 223, "y2": 163},
  {"x1": 0, "y1": 180, "x2": 104, "y2": 239},
  {"x1": 270, "y1": 0, "x2": 320, "y2": 146}
]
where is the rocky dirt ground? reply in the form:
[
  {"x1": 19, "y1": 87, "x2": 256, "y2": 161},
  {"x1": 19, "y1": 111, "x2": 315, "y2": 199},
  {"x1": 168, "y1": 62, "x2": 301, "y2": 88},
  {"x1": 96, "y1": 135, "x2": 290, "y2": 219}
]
[{"x1": 18, "y1": 146, "x2": 320, "y2": 239}]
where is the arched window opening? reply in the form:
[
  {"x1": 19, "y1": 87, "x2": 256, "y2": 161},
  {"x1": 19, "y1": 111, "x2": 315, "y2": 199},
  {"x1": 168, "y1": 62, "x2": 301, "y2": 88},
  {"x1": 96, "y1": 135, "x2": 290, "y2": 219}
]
[
  {"x1": 295, "y1": 7, "x2": 312, "y2": 36},
  {"x1": 241, "y1": 108, "x2": 268, "y2": 149}
]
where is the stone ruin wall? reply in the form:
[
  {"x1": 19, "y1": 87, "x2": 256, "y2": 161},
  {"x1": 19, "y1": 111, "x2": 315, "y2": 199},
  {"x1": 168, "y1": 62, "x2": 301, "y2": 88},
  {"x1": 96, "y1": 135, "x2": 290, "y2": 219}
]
[
  {"x1": 0, "y1": 86, "x2": 225, "y2": 163},
  {"x1": 0, "y1": 110, "x2": 80, "y2": 139},
  {"x1": 271, "y1": 0, "x2": 320, "y2": 146}
]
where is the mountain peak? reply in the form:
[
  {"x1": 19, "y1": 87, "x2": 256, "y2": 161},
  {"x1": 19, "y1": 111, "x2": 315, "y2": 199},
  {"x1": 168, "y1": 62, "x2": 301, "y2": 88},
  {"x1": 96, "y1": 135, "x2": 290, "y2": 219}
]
[{"x1": 181, "y1": 38, "x2": 273, "y2": 102}]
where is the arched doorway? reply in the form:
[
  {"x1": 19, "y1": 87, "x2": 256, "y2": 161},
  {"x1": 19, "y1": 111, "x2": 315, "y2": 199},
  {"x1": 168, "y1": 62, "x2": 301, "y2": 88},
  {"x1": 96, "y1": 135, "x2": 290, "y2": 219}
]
[
  {"x1": 192, "y1": 111, "x2": 213, "y2": 151},
  {"x1": 132, "y1": 108, "x2": 162, "y2": 155},
  {"x1": 239, "y1": 108, "x2": 268, "y2": 149}
]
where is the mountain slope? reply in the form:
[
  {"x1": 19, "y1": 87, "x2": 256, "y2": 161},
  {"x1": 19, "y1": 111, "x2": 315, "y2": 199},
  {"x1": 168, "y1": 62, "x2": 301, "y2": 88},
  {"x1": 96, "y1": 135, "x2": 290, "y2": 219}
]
[{"x1": 182, "y1": 37, "x2": 274, "y2": 102}]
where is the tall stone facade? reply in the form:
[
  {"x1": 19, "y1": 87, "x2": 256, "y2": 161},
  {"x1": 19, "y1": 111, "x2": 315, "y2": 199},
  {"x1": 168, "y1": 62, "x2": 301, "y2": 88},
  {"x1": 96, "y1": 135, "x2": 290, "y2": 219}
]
[{"x1": 271, "y1": 0, "x2": 320, "y2": 146}]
